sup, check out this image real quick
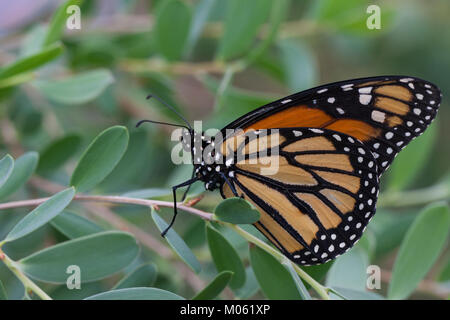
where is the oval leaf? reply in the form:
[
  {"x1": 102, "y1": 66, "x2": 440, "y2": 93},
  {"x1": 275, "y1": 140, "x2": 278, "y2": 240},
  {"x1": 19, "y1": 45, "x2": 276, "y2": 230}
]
[
  {"x1": 388, "y1": 202, "x2": 450, "y2": 300},
  {"x1": 192, "y1": 271, "x2": 233, "y2": 300},
  {"x1": 278, "y1": 39, "x2": 318, "y2": 92},
  {"x1": 151, "y1": 210, "x2": 201, "y2": 273},
  {"x1": 0, "y1": 280, "x2": 7, "y2": 300},
  {"x1": 214, "y1": 197, "x2": 260, "y2": 224},
  {"x1": 85, "y1": 287, "x2": 184, "y2": 300},
  {"x1": 0, "y1": 152, "x2": 38, "y2": 200},
  {"x1": 18, "y1": 231, "x2": 140, "y2": 283},
  {"x1": 331, "y1": 287, "x2": 384, "y2": 300},
  {"x1": 250, "y1": 246, "x2": 302, "y2": 300},
  {"x1": 234, "y1": 267, "x2": 260, "y2": 299},
  {"x1": 70, "y1": 126, "x2": 129, "y2": 192},
  {"x1": 388, "y1": 122, "x2": 437, "y2": 191},
  {"x1": 155, "y1": 0, "x2": 192, "y2": 61},
  {"x1": 282, "y1": 260, "x2": 312, "y2": 300},
  {"x1": 206, "y1": 224, "x2": 246, "y2": 289},
  {"x1": 326, "y1": 246, "x2": 369, "y2": 292},
  {"x1": 5, "y1": 187, "x2": 75, "y2": 242},
  {"x1": 217, "y1": 0, "x2": 272, "y2": 60},
  {"x1": 113, "y1": 263, "x2": 158, "y2": 290},
  {"x1": 33, "y1": 69, "x2": 114, "y2": 105},
  {"x1": 44, "y1": 0, "x2": 83, "y2": 46},
  {"x1": 0, "y1": 43, "x2": 63, "y2": 80},
  {"x1": 0, "y1": 154, "x2": 14, "y2": 189},
  {"x1": 37, "y1": 134, "x2": 82, "y2": 175},
  {"x1": 185, "y1": 0, "x2": 217, "y2": 56},
  {"x1": 50, "y1": 211, "x2": 103, "y2": 239}
]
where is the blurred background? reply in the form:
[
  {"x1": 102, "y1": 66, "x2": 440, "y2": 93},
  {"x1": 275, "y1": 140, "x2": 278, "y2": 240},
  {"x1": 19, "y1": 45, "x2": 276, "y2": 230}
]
[{"x1": 0, "y1": 0, "x2": 449, "y2": 300}]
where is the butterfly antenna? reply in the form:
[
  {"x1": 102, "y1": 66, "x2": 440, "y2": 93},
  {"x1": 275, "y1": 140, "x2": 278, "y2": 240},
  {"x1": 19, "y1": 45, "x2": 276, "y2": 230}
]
[
  {"x1": 136, "y1": 119, "x2": 190, "y2": 130},
  {"x1": 146, "y1": 94, "x2": 192, "y2": 131}
]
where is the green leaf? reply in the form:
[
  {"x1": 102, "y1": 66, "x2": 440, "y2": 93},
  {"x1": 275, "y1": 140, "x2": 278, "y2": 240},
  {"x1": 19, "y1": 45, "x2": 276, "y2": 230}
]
[
  {"x1": 330, "y1": 287, "x2": 384, "y2": 300},
  {"x1": 151, "y1": 210, "x2": 201, "y2": 273},
  {"x1": 206, "y1": 224, "x2": 246, "y2": 289},
  {"x1": 217, "y1": 0, "x2": 272, "y2": 60},
  {"x1": 388, "y1": 122, "x2": 437, "y2": 191},
  {"x1": 278, "y1": 39, "x2": 318, "y2": 91},
  {"x1": 185, "y1": 0, "x2": 217, "y2": 56},
  {"x1": 243, "y1": 0, "x2": 289, "y2": 66},
  {"x1": 85, "y1": 287, "x2": 184, "y2": 300},
  {"x1": 0, "y1": 43, "x2": 63, "y2": 80},
  {"x1": 249, "y1": 246, "x2": 302, "y2": 300},
  {"x1": 0, "y1": 154, "x2": 14, "y2": 189},
  {"x1": 326, "y1": 246, "x2": 369, "y2": 292},
  {"x1": 44, "y1": 0, "x2": 83, "y2": 46},
  {"x1": 33, "y1": 69, "x2": 114, "y2": 105},
  {"x1": 214, "y1": 197, "x2": 260, "y2": 224},
  {"x1": 0, "y1": 72, "x2": 35, "y2": 89},
  {"x1": 4, "y1": 187, "x2": 75, "y2": 243},
  {"x1": 282, "y1": 260, "x2": 312, "y2": 300},
  {"x1": 70, "y1": 126, "x2": 129, "y2": 192},
  {"x1": 192, "y1": 271, "x2": 233, "y2": 300},
  {"x1": 20, "y1": 25, "x2": 47, "y2": 57},
  {"x1": 0, "y1": 279, "x2": 7, "y2": 300},
  {"x1": 388, "y1": 202, "x2": 450, "y2": 299},
  {"x1": 234, "y1": 267, "x2": 260, "y2": 299},
  {"x1": 50, "y1": 211, "x2": 103, "y2": 239},
  {"x1": 311, "y1": 0, "x2": 395, "y2": 34},
  {"x1": 113, "y1": 263, "x2": 158, "y2": 290},
  {"x1": 155, "y1": 0, "x2": 192, "y2": 61},
  {"x1": 37, "y1": 134, "x2": 82, "y2": 175},
  {"x1": 0, "y1": 152, "x2": 39, "y2": 200},
  {"x1": 437, "y1": 256, "x2": 450, "y2": 284},
  {"x1": 302, "y1": 260, "x2": 334, "y2": 288},
  {"x1": 18, "y1": 231, "x2": 140, "y2": 283},
  {"x1": 200, "y1": 74, "x2": 275, "y2": 127},
  {"x1": 370, "y1": 210, "x2": 416, "y2": 258}
]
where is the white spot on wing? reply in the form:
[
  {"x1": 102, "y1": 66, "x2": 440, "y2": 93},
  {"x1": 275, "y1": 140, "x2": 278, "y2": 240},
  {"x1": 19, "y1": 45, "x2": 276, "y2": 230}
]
[
  {"x1": 359, "y1": 94, "x2": 372, "y2": 105},
  {"x1": 358, "y1": 87, "x2": 372, "y2": 94},
  {"x1": 371, "y1": 110, "x2": 385, "y2": 123}
]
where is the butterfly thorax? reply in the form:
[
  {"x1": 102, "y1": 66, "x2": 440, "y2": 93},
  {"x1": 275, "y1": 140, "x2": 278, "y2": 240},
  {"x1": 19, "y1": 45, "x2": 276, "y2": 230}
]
[{"x1": 181, "y1": 130, "x2": 228, "y2": 191}]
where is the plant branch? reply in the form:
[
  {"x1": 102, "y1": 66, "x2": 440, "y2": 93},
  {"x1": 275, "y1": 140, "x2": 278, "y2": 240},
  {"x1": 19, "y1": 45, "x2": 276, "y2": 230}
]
[
  {"x1": 0, "y1": 249, "x2": 52, "y2": 300},
  {"x1": 0, "y1": 189, "x2": 331, "y2": 298},
  {"x1": 0, "y1": 194, "x2": 214, "y2": 221}
]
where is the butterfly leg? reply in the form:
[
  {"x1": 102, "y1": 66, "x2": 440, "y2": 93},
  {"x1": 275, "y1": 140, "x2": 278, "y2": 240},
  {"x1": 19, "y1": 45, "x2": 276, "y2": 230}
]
[
  {"x1": 219, "y1": 172, "x2": 240, "y2": 197},
  {"x1": 181, "y1": 169, "x2": 196, "y2": 202},
  {"x1": 161, "y1": 176, "x2": 199, "y2": 237}
]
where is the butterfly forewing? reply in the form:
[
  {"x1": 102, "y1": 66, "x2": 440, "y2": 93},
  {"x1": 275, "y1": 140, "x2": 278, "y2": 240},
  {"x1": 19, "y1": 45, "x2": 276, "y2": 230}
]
[
  {"x1": 220, "y1": 128, "x2": 379, "y2": 265},
  {"x1": 223, "y1": 76, "x2": 441, "y2": 176}
]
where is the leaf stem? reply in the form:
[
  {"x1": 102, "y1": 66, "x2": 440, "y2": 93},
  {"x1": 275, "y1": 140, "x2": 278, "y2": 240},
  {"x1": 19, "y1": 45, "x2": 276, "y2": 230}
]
[
  {"x1": 220, "y1": 222, "x2": 330, "y2": 300},
  {"x1": 0, "y1": 249, "x2": 52, "y2": 300},
  {"x1": 378, "y1": 182, "x2": 450, "y2": 208}
]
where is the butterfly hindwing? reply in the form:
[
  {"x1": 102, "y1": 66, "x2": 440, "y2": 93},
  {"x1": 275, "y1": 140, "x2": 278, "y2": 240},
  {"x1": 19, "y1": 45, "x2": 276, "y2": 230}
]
[
  {"x1": 222, "y1": 76, "x2": 441, "y2": 176},
  {"x1": 220, "y1": 128, "x2": 379, "y2": 265}
]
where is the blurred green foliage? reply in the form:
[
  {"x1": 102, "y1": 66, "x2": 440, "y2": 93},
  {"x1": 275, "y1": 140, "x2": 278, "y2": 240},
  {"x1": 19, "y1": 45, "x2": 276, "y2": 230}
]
[{"x1": 0, "y1": 0, "x2": 449, "y2": 300}]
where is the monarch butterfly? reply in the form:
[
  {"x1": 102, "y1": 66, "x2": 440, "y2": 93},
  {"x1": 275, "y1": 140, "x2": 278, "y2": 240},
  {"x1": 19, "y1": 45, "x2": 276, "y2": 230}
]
[{"x1": 138, "y1": 75, "x2": 441, "y2": 266}]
